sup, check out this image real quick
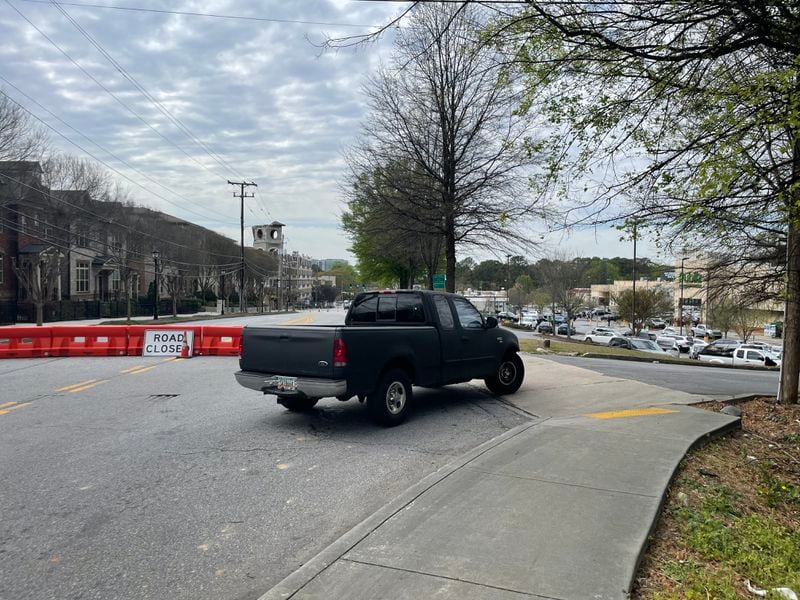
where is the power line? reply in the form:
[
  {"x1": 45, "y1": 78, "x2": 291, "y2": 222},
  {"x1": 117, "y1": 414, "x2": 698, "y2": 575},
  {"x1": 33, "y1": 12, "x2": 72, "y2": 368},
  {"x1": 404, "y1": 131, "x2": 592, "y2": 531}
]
[
  {"x1": 0, "y1": 81, "x2": 235, "y2": 225},
  {"x1": 0, "y1": 170, "x2": 244, "y2": 260},
  {"x1": 6, "y1": 0, "x2": 238, "y2": 186},
  {"x1": 49, "y1": 0, "x2": 251, "y2": 183},
  {"x1": 19, "y1": 0, "x2": 383, "y2": 28}
]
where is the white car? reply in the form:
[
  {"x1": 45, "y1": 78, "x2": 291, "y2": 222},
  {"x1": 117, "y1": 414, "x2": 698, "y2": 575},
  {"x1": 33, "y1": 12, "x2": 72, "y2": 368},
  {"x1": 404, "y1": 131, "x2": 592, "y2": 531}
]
[
  {"x1": 691, "y1": 324, "x2": 722, "y2": 339},
  {"x1": 584, "y1": 329, "x2": 623, "y2": 345},
  {"x1": 520, "y1": 314, "x2": 538, "y2": 328}
]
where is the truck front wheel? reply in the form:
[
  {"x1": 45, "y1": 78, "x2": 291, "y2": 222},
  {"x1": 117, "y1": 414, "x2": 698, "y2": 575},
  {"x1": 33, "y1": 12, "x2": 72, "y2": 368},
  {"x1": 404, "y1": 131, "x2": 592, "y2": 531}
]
[
  {"x1": 278, "y1": 397, "x2": 319, "y2": 412},
  {"x1": 368, "y1": 368, "x2": 412, "y2": 426},
  {"x1": 485, "y1": 353, "x2": 525, "y2": 396}
]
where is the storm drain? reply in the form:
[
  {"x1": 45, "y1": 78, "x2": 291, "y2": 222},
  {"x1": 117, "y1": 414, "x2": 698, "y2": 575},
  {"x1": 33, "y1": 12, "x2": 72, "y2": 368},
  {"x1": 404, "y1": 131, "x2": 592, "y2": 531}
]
[{"x1": 147, "y1": 394, "x2": 180, "y2": 400}]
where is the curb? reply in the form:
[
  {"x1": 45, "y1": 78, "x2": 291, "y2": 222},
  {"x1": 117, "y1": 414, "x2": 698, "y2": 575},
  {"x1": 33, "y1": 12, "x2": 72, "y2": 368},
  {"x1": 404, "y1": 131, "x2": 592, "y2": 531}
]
[
  {"x1": 577, "y1": 352, "x2": 779, "y2": 371},
  {"x1": 257, "y1": 419, "x2": 543, "y2": 600},
  {"x1": 628, "y1": 409, "x2": 742, "y2": 594}
]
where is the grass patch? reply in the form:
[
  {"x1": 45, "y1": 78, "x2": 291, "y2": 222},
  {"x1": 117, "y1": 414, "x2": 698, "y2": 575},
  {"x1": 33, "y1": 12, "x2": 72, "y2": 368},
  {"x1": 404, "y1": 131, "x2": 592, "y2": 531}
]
[
  {"x1": 517, "y1": 337, "x2": 681, "y2": 362},
  {"x1": 633, "y1": 399, "x2": 800, "y2": 599}
]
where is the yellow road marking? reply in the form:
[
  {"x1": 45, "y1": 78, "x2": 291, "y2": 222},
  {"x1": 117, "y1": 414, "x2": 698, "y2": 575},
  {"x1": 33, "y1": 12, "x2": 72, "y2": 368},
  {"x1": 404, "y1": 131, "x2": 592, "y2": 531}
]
[
  {"x1": 127, "y1": 365, "x2": 159, "y2": 375},
  {"x1": 56, "y1": 379, "x2": 98, "y2": 392},
  {"x1": 584, "y1": 407, "x2": 679, "y2": 420},
  {"x1": 162, "y1": 357, "x2": 178, "y2": 362},
  {"x1": 283, "y1": 313, "x2": 314, "y2": 325},
  {"x1": 0, "y1": 401, "x2": 17, "y2": 409},
  {"x1": 0, "y1": 402, "x2": 32, "y2": 416},
  {"x1": 120, "y1": 365, "x2": 146, "y2": 373},
  {"x1": 69, "y1": 380, "x2": 109, "y2": 393}
]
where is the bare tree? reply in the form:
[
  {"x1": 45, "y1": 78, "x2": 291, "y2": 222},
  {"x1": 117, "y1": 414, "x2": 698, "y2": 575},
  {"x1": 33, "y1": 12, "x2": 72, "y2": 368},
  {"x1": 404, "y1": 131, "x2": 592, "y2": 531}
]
[
  {"x1": 0, "y1": 92, "x2": 47, "y2": 161},
  {"x1": 41, "y1": 154, "x2": 113, "y2": 199},
  {"x1": 613, "y1": 288, "x2": 673, "y2": 335},
  {"x1": 12, "y1": 250, "x2": 62, "y2": 326},
  {"x1": 348, "y1": 3, "x2": 540, "y2": 292},
  {"x1": 163, "y1": 269, "x2": 184, "y2": 318},
  {"x1": 537, "y1": 253, "x2": 588, "y2": 338}
]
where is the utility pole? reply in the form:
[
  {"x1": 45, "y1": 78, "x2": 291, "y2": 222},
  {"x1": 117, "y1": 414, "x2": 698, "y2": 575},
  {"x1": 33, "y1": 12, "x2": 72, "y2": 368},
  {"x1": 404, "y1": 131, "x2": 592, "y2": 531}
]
[
  {"x1": 632, "y1": 221, "x2": 637, "y2": 334},
  {"x1": 228, "y1": 180, "x2": 257, "y2": 313}
]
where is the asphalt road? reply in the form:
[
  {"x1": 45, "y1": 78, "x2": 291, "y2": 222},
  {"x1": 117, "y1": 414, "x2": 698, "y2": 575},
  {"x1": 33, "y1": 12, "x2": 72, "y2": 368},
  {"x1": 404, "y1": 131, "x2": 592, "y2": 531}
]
[
  {"x1": 542, "y1": 354, "x2": 780, "y2": 397},
  {"x1": 0, "y1": 310, "x2": 527, "y2": 600}
]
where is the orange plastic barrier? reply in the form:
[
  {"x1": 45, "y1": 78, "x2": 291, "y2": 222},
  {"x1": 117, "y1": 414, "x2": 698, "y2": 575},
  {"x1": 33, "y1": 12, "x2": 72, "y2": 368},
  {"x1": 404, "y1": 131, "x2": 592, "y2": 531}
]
[
  {"x1": 197, "y1": 325, "x2": 242, "y2": 356},
  {"x1": 50, "y1": 325, "x2": 128, "y2": 357},
  {"x1": 0, "y1": 326, "x2": 53, "y2": 358}
]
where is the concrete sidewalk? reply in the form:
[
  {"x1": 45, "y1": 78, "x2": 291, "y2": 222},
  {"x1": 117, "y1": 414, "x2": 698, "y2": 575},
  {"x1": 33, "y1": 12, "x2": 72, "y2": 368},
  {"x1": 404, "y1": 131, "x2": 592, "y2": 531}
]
[{"x1": 260, "y1": 355, "x2": 740, "y2": 600}]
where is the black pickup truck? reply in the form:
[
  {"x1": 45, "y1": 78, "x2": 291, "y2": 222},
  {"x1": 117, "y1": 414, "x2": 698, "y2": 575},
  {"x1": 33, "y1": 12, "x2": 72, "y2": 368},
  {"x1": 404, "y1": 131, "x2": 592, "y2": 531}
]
[{"x1": 235, "y1": 290, "x2": 524, "y2": 426}]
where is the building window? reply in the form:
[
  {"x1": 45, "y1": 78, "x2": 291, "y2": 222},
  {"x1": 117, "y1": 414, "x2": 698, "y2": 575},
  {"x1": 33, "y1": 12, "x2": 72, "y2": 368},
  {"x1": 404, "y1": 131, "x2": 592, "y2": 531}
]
[
  {"x1": 75, "y1": 231, "x2": 88, "y2": 248},
  {"x1": 76, "y1": 261, "x2": 90, "y2": 293},
  {"x1": 111, "y1": 269, "x2": 121, "y2": 292}
]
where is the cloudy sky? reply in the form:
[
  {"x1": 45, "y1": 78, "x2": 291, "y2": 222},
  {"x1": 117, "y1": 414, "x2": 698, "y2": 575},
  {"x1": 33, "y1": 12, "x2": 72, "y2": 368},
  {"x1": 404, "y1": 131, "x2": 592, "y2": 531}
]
[{"x1": 0, "y1": 0, "x2": 663, "y2": 264}]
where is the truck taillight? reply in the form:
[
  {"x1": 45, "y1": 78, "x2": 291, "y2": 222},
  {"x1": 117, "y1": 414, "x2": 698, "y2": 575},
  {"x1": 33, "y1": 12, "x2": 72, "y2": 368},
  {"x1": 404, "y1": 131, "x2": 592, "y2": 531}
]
[
  {"x1": 238, "y1": 335, "x2": 243, "y2": 359},
  {"x1": 333, "y1": 338, "x2": 347, "y2": 367}
]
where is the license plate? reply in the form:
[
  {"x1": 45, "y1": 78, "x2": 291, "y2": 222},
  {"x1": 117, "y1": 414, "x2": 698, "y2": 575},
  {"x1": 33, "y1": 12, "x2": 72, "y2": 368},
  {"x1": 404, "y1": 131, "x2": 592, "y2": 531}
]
[{"x1": 268, "y1": 375, "x2": 297, "y2": 392}]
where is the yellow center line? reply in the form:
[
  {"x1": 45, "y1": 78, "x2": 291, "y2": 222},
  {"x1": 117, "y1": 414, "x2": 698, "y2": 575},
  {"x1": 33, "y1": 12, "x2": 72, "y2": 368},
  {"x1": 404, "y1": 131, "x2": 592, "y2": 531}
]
[
  {"x1": 0, "y1": 402, "x2": 32, "y2": 416},
  {"x1": 584, "y1": 407, "x2": 679, "y2": 420},
  {"x1": 120, "y1": 365, "x2": 147, "y2": 373},
  {"x1": 69, "y1": 380, "x2": 109, "y2": 393},
  {"x1": 127, "y1": 365, "x2": 159, "y2": 375},
  {"x1": 161, "y1": 357, "x2": 178, "y2": 362},
  {"x1": 0, "y1": 401, "x2": 17, "y2": 409},
  {"x1": 56, "y1": 379, "x2": 98, "y2": 392}
]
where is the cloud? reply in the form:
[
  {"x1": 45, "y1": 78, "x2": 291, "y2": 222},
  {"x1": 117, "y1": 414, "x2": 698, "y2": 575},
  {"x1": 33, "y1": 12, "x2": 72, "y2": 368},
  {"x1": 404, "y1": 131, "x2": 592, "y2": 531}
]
[{"x1": 1, "y1": 0, "x2": 399, "y2": 259}]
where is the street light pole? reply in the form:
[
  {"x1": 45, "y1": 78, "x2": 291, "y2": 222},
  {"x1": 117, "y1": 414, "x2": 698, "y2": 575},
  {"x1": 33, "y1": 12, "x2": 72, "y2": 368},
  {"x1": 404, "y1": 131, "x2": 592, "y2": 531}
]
[
  {"x1": 152, "y1": 249, "x2": 160, "y2": 320},
  {"x1": 680, "y1": 257, "x2": 687, "y2": 336},
  {"x1": 632, "y1": 222, "x2": 637, "y2": 333}
]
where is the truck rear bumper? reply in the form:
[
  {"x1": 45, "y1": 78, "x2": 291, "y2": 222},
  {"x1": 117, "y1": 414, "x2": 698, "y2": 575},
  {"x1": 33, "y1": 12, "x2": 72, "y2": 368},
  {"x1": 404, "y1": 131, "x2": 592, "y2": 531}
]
[{"x1": 235, "y1": 370, "x2": 347, "y2": 399}]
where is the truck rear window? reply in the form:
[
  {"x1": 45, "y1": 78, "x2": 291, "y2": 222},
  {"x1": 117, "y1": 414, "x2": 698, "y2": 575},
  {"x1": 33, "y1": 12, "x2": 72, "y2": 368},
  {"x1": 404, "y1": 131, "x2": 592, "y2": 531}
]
[
  {"x1": 349, "y1": 293, "x2": 426, "y2": 324},
  {"x1": 350, "y1": 296, "x2": 378, "y2": 322}
]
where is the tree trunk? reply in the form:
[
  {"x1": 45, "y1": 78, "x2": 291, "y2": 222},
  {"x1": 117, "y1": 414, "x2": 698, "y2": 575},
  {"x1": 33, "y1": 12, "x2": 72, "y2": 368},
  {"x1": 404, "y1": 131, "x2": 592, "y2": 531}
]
[
  {"x1": 36, "y1": 302, "x2": 44, "y2": 326},
  {"x1": 445, "y1": 216, "x2": 456, "y2": 293},
  {"x1": 779, "y1": 218, "x2": 800, "y2": 404},
  {"x1": 126, "y1": 279, "x2": 132, "y2": 321}
]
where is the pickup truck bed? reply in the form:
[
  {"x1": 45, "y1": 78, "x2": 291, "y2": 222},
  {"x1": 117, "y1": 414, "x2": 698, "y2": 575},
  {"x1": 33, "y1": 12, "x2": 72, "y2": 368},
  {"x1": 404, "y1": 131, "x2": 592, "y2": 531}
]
[{"x1": 235, "y1": 290, "x2": 524, "y2": 426}]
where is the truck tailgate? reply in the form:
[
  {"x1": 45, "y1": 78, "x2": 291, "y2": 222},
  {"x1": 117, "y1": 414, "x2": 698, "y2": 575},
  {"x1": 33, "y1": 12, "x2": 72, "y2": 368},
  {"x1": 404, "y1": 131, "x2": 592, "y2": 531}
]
[{"x1": 240, "y1": 326, "x2": 337, "y2": 378}]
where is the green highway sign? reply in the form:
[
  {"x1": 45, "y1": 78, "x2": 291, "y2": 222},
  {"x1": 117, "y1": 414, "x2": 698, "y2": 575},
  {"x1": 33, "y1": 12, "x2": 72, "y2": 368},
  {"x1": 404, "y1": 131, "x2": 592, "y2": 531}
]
[{"x1": 433, "y1": 274, "x2": 446, "y2": 290}]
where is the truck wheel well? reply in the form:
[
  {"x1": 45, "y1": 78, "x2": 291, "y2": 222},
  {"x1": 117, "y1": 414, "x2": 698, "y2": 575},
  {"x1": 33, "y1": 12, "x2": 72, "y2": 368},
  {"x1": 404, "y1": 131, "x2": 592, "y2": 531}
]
[{"x1": 381, "y1": 358, "x2": 415, "y2": 383}]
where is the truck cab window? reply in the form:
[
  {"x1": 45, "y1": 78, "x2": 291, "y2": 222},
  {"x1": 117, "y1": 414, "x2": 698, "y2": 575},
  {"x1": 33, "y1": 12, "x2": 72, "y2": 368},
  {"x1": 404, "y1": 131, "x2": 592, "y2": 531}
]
[
  {"x1": 396, "y1": 295, "x2": 425, "y2": 323},
  {"x1": 453, "y1": 298, "x2": 483, "y2": 329},
  {"x1": 351, "y1": 296, "x2": 378, "y2": 323},
  {"x1": 433, "y1": 295, "x2": 455, "y2": 330},
  {"x1": 377, "y1": 296, "x2": 397, "y2": 321}
]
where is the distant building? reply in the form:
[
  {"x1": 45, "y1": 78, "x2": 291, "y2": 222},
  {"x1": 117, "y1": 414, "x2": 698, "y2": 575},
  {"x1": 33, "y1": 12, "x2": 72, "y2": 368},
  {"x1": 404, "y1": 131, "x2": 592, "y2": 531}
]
[{"x1": 315, "y1": 258, "x2": 348, "y2": 272}]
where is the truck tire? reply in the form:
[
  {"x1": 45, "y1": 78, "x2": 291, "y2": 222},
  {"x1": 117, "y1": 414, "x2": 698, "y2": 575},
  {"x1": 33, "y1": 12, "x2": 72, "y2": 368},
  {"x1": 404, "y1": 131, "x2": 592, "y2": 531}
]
[
  {"x1": 278, "y1": 397, "x2": 319, "y2": 412},
  {"x1": 485, "y1": 352, "x2": 525, "y2": 396},
  {"x1": 368, "y1": 368, "x2": 412, "y2": 427}
]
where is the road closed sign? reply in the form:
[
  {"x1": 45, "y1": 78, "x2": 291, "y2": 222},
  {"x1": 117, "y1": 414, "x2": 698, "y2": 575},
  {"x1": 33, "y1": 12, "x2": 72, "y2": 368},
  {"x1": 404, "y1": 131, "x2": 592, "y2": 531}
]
[{"x1": 143, "y1": 330, "x2": 194, "y2": 356}]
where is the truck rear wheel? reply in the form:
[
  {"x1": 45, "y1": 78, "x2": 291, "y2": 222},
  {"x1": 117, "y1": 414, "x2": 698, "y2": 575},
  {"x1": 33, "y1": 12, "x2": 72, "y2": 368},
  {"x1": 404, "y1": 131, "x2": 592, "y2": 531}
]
[
  {"x1": 368, "y1": 368, "x2": 412, "y2": 427},
  {"x1": 278, "y1": 397, "x2": 319, "y2": 412},
  {"x1": 485, "y1": 353, "x2": 525, "y2": 396}
]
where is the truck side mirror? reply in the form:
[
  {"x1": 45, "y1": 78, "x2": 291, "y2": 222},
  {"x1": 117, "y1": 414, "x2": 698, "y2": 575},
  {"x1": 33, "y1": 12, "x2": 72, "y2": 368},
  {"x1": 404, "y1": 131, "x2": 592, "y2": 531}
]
[{"x1": 485, "y1": 316, "x2": 498, "y2": 329}]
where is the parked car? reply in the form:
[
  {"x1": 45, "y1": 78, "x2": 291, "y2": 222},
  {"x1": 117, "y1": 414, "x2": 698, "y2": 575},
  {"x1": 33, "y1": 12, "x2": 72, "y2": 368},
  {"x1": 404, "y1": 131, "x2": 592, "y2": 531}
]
[
  {"x1": 696, "y1": 345, "x2": 779, "y2": 368},
  {"x1": 609, "y1": 337, "x2": 666, "y2": 355},
  {"x1": 497, "y1": 311, "x2": 518, "y2": 323},
  {"x1": 556, "y1": 323, "x2": 576, "y2": 336},
  {"x1": 584, "y1": 329, "x2": 623, "y2": 345},
  {"x1": 235, "y1": 290, "x2": 525, "y2": 426},
  {"x1": 646, "y1": 318, "x2": 667, "y2": 329},
  {"x1": 520, "y1": 313, "x2": 538, "y2": 328},
  {"x1": 636, "y1": 331, "x2": 658, "y2": 341},
  {"x1": 537, "y1": 322, "x2": 554, "y2": 334},
  {"x1": 691, "y1": 324, "x2": 722, "y2": 339}
]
